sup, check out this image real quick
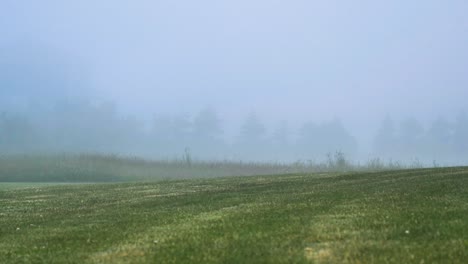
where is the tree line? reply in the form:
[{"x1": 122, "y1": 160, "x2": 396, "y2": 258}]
[
  {"x1": 0, "y1": 100, "x2": 358, "y2": 161},
  {"x1": 1, "y1": 100, "x2": 467, "y2": 164},
  {"x1": 373, "y1": 114, "x2": 468, "y2": 164}
]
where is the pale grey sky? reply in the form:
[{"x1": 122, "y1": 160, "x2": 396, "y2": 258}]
[{"x1": 1, "y1": 0, "x2": 468, "y2": 149}]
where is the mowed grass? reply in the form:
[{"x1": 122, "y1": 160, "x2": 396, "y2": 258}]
[
  {"x1": 0, "y1": 183, "x2": 68, "y2": 191},
  {"x1": 0, "y1": 168, "x2": 467, "y2": 263}
]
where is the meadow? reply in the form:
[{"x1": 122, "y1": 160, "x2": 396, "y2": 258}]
[{"x1": 1, "y1": 166, "x2": 467, "y2": 263}]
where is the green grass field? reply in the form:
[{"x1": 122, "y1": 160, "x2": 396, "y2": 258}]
[{"x1": 1, "y1": 168, "x2": 467, "y2": 263}]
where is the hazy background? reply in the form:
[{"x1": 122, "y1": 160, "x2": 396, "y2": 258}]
[{"x1": 1, "y1": 0, "x2": 468, "y2": 164}]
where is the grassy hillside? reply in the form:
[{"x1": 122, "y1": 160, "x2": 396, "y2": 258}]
[{"x1": 1, "y1": 168, "x2": 467, "y2": 263}]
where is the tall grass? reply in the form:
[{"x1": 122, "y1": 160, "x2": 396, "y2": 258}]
[{"x1": 0, "y1": 152, "x2": 429, "y2": 182}]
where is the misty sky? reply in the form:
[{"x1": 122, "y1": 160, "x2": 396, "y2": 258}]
[{"x1": 1, "y1": 0, "x2": 468, "y2": 147}]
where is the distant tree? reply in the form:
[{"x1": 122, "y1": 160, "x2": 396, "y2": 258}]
[
  {"x1": 235, "y1": 112, "x2": 268, "y2": 160},
  {"x1": 453, "y1": 111, "x2": 468, "y2": 157},
  {"x1": 297, "y1": 118, "x2": 357, "y2": 159},
  {"x1": 44, "y1": 100, "x2": 147, "y2": 155},
  {"x1": 427, "y1": 117, "x2": 452, "y2": 144},
  {"x1": 87, "y1": 101, "x2": 121, "y2": 152},
  {"x1": 192, "y1": 107, "x2": 223, "y2": 141},
  {"x1": 322, "y1": 118, "x2": 358, "y2": 156},
  {"x1": 399, "y1": 118, "x2": 424, "y2": 144},
  {"x1": 271, "y1": 121, "x2": 289, "y2": 146},
  {"x1": 108, "y1": 113, "x2": 146, "y2": 155},
  {"x1": 425, "y1": 117, "x2": 453, "y2": 161},
  {"x1": 397, "y1": 118, "x2": 425, "y2": 160},
  {"x1": 153, "y1": 114, "x2": 191, "y2": 142},
  {"x1": 49, "y1": 100, "x2": 93, "y2": 152},
  {"x1": 238, "y1": 112, "x2": 266, "y2": 144},
  {"x1": 171, "y1": 115, "x2": 192, "y2": 143},
  {"x1": 152, "y1": 116, "x2": 174, "y2": 142},
  {"x1": 191, "y1": 107, "x2": 225, "y2": 159},
  {"x1": 270, "y1": 121, "x2": 291, "y2": 161},
  {"x1": 373, "y1": 115, "x2": 397, "y2": 157},
  {"x1": 0, "y1": 112, "x2": 6, "y2": 151},
  {"x1": 0, "y1": 112, "x2": 37, "y2": 153},
  {"x1": 296, "y1": 121, "x2": 318, "y2": 159},
  {"x1": 150, "y1": 114, "x2": 192, "y2": 157}
]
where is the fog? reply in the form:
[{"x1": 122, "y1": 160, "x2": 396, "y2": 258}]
[{"x1": 1, "y1": 1, "x2": 468, "y2": 164}]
